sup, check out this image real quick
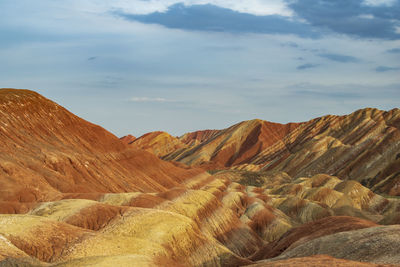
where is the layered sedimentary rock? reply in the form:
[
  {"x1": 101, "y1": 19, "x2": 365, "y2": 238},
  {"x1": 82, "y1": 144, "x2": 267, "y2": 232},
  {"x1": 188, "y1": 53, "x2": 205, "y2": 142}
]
[
  {"x1": 0, "y1": 174, "x2": 266, "y2": 266},
  {"x1": 0, "y1": 89, "x2": 204, "y2": 202},
  {"x1": 2, "y1": 167, "x2": 398, "y2": 266},
  {"x1": 250, "y1": 216, "x2": 378, "y2": 261},
  {"x1": 180, "y1": 129, "x2": 222, "y2": 146},
  {"x1": 256, "y1": 225, "x2": 400, "y2": 265},
  {"x1": 165, "y1": 119, "x2": 300, "y2": 169},
  {"x1": 130, "y1": 108, "x2": 400, "y2": 196}
]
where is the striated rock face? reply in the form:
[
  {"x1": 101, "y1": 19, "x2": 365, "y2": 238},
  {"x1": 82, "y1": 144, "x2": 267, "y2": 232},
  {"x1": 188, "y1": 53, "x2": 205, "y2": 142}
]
[
  {"x1": 0, "y1": 174, "x2": 269, "y2": 266},
  {"x1": 2, "y1": 167, "x2": 397, "y2": 266},
  {"x1": 255, "y1": 108, "x2": 400, "y2": 196},
  {"x1": 0, "y1": 89, "x2": 204, "y2": 202},
  {"x1": 180, "y1": 129, "x2": 222, "y2": 146},
  {"x1": 130, "y1": 108, "x2": 400, "y2": 196},
  {"x1": 259, "y1": 225, "x2": 400, "y2": 265},
  {"x1": 166, "y1": 119, "x2": 300, "y2": 169},
  {"x1": 250, "y1": 216, "x2": 378, "y2": 261}
]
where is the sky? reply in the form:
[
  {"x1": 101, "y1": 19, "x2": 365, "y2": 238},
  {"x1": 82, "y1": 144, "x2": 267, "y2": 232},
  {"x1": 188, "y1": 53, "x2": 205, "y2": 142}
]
[{"x1": 1, "y1": 0, "x2": 399, "y2": 137}]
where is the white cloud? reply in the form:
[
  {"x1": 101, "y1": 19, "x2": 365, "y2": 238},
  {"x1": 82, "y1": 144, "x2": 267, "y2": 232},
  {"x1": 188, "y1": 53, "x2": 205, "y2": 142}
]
[{"x1": 82, "y1": 0, "x2": 292, "y2": 16}]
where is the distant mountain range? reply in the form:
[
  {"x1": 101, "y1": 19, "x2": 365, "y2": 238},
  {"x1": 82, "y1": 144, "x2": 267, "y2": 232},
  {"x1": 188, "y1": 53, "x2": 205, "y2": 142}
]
[{"x1": 126, "y1": 107, "x2": 400, "y2": 196}]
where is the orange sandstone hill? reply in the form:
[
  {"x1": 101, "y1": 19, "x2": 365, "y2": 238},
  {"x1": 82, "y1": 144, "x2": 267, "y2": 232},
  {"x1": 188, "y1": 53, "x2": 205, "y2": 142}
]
[
  {"x1": 0, "y1": 89, "x2": 204, "y2": 202},
  {"x1": 131, "y1": 108, "x2": 400, "y2": 196}
]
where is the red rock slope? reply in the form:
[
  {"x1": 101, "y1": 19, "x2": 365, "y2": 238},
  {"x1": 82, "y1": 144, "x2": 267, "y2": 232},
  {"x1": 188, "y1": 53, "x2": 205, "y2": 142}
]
[
  {"x1": 0, "y1": 89, "x2": 204, "y2": 202},
  {"x1": 138, "y1": 119, "x2": 300, "y2": 169},
  {"x1": 132, "y1": 108, "x2": 400, "y2": 195}
]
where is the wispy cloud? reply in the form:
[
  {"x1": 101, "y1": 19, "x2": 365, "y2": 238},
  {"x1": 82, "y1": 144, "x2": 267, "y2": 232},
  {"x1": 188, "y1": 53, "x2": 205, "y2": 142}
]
[
  {"x1": 297, "y1": 63, "x2": 319, "y2": 70},
  {"x1": 375, "y1": 66, "x2": 400, "y2": 72},
  {"x1": 129, "y1": 97, "x2": 173, "y2": 102},
  {"x1": 87, "y1": 56, "x2": 97, "y2": 61},
  {"x1": 318, "y1": 53, "x2": 359, "y2": 63}
]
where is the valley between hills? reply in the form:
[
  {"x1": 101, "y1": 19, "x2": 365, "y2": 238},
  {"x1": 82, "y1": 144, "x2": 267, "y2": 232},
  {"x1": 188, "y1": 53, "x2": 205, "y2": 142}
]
[{"x1": 0, "y1": 88, "x2": 400, "y2": 267}]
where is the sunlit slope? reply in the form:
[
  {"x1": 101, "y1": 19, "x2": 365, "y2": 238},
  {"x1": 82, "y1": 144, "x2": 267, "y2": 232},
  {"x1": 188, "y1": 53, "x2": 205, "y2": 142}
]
[{"x1": 0, "y1": 89, "x2": 204, "y2": 202}]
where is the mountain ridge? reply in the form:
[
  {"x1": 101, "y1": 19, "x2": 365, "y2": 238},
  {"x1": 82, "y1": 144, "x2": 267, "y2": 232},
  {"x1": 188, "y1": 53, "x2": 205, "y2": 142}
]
[{"x1": 130, "y1": 107, "x2": 400, "y2": 196}]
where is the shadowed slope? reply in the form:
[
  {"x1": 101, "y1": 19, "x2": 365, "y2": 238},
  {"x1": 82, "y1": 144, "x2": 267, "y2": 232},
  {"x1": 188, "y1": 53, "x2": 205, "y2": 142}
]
[
  {"x1": 260, "y1": 225, "x2": 400, "y2": 265},
  {"x1": 248, "y1": 255, "x2": 397, "y2": 267},
  {"x1": 250, "y1": 216, "x2": 378, "y2": 261}
]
